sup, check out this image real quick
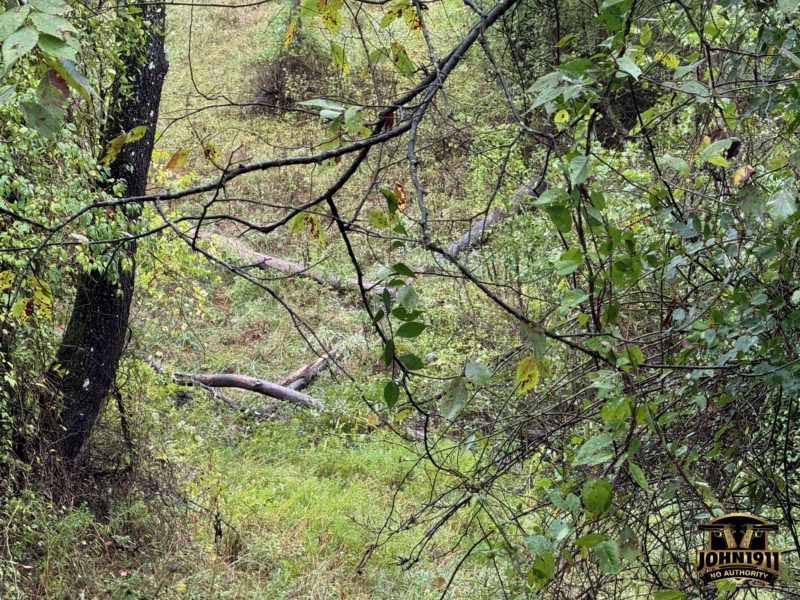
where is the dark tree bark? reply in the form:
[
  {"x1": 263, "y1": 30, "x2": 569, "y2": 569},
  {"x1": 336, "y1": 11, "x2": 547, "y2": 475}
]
[{"x1": 43, "y1": 4, "x2": 168, "y2": 468}]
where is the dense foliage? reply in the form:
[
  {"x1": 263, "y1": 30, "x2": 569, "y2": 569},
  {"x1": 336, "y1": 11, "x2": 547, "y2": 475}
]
[{"x1": 2, "y1": 0, "x2": 800, "y2": 597}]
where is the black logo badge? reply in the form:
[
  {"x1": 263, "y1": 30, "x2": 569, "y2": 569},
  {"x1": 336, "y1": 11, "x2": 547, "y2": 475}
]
[{"x1": 695, "y1": 513, "x2": 781, "y2": 585}]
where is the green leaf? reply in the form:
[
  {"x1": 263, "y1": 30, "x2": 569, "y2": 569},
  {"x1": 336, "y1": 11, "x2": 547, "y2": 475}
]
[
  {"x1": 639, "y1": 23, "x2": 652, "y2": 45},
  {"x1": 20, "y1": 101, "x2": 60, "y2": 137},
  {"x1": 397, "y1": 285, "x2": 418, "y2": 311},
  {"x1": 653, "y1": 592, "x2": 686, "y2": 600},
  {"x1": 767, "y1": 188, "x2": 797, "y2": 224},
  {"x1": 391, "y1": 262, "x2": 415, "y2": 278},
  {"x1": 573, "y1": 434, "x2": 614, "y2": 466},
  {"x1": 390, "y1": 42, "x2": 414, "y2": 75},
  {"x1": 778, "y1": 0, "x2": 798, "y2": 14},
  {"x1": 0, "y1": 6, "x2": 29, "y2": 43},
  {"x1": 465, "y1": 360, "x2": 491, "y2": 385},
  {"x1": 595, "y1": 540, "x2": 621, "y2": 574},
  {"x1": 297, "y1": 98, "x2": 344, "y2": 112},
  {"x1": 382, "y1": 340, "x2": 394, "y2": 366},
  {"x1": 515, "y1": 356, "x2": 540, "y2": 394},
  {"x1": 53, "y1": 58, "x2": 97, "y2": 99},
  {"x1": 628, "y1": 462, "x2": 650, "y2": 490},
  {"x1": 330, "y1": 41, "x2": 350, "y2": 75},
  {"x1": 441, "y1": 376, "x2": 468, "y2": 420},
  {"x1": 616, "y1": 54, "x2": 641, "y2": 79},
  {"x1": 395, "y1": 321, "x2": 426, "y2": 338},
  {"x1": 545, "y1": 206, "x2": 572, "y2": 233},
  {"x1": 30, "y1": 12, "x2": 76, "y2": 39},
  {"x1": 530, "y1": 551, "x2": 555, "y2": 581},
  {"x1": 37, "y1": 33, "x2": 76, "y2": 60},
  {"x1": 2, "y1": 26, "x2": 38, "y2": 71},
  {"x1": 398, "y1": 353, "x2": 423, "y2": 370},
  {"x1": 0, "y1": 84, "x2": 14, "y2": 104},
  {"x1": 623, "y1": 345, "x2": 644, "y2": 368},
  {"x1": 569, "y1": 155, "x2": 592, "y2": 186},
  {"x1": 575, "y1": 533, "x2": 609, "y2": 548},
  {"x1": 384, "y1": 380, "x2": 400, "y2": 408},
  {"x1": 35, "y1": 69, "x2": 69, "y2": 114},
  {"x1": 29, "y1": 0, "x2": 70, "y2": 14},
  {"x1": 556, "y1": 248, "x2": 583, "y2": 276},
  {"x1": 343, "y1": 106, "x2": 363, "y2": 136},
  {"x1": 582, "y1": 478, "x2": 613, "y2": 516}
]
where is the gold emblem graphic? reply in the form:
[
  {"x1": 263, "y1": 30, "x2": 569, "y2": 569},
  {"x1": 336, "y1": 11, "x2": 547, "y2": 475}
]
[{"x1": 695, "y1": 513, "x2": 781, "y2": 585}]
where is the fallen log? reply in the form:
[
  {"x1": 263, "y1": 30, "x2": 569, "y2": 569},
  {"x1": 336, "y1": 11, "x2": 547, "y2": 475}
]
[
  {"x1": 448, "y1": 177, "x2": 546, "y2": 258},
  {"x1": 279, "y1": 346, "x2": 340, "y2": 390},
  {"x1": 172, "y1": 372, "x2": 324, "y2": 411},
  {"x1": 206, "y1": 233, "x2": 391, "y2": 296}
]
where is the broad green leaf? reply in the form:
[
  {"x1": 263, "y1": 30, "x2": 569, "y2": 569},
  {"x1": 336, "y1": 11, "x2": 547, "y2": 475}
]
[
  {"x1": 395, "y1": 321, "x2": 426, "y2": 338},
  {"x1": 545, "y1": 206, "x2": 572, "y2": 233},
  {"x1": 29, "y1": 0, "x2": 70, "y2": 14},
  {"x1": 767, "y1": 188, "x2": 797, "y2": 223},
  {"x1": 330, "y1": 41, "x2": 350, "y2": 75},
  {"x1": 575, "y1": 533, "x2": 609, "y2": 547},
  {"x1": 628, "y1": 462, "x2": 650, "y2": 490},
  {"x1": 595, "y1": 540, "x2": 621, "y2": 574},
  {"x1": 778, "y1": 0, "x2": 798, "y2": 14},
  {"x1": 20, "y1": 101, "x2": 60, "y2": 137},
  {"x1": 556, "y1": 248, "x2": 583, "y2": 276},
  {"x1": 390, "y1": 42, "x2": 414, "y2": 75},
  {"x1": 398, "y1": 353, "x2": 423, "y2": 370},
  {"x1": 569, "y1": 155, "x2": 592, "y2": 186},
  {"x1": 37, "y1": 33, "x2": 77, "y2": 60},
  {"x1": 582, "y1": 478, "x2": 613, "y2": 516},
  {"x1": 0, "y1": 6, "x2": 29, "y2": 43},
  {"x1": 0, "y1": 84, "x2": 14, "y2": 104},
  {"x1": 515, "y1": 356, "x2": 540, "y2": 394},
  {"x1": 391, "y1": 262, "x2": 414, "y2": 278},
  {"x1": 623, "y1": 345, "x2": 644, "y2": 368},
  {"x1": 653, "y1": 592, "x2": 686, "y2": 600},
  {"x1": 640, "y1": 24, "x2": 652, "y2": 45},
  {"x1": 343, "y1": 106, "x2": 364, "y2": 136},
  {"x1": 384, "y1": 380, "x2": 399, "y2": 408},
  {"x1": 31, "y1": 12, "x2": 76, "y2": 39},
  {"x1": 3, "y1": 26, "x2": 38, "y2": 71},
  {"x1": 35, "y1": 69, "x2": 69, "y2": 113},
  {"x1": 382, "y1": 340, "x2": 394, "y2": 366},
  {"x1": 616, "y1": 54, "x2": 641, "y2": 79},
  {"x1": 54, "y1": 58, "x2": 97, "y2": 99},
  {"x1": 297, "y1": 98, "x2": 344, "y2": 111},
  {"x1": 441, "y1": 376, "x2": 468, "y2": 420},
  {"x1": 530, "y1": 551, "x2": 555, "y2": 581},
  {"x1": 397, "y1": 285, "x2": 418, "y2": 311},
  {"x1": 465, "y1": 360, "x2": 491, "y2": 385},
  {"x1": 573, "y1": 434, "x2": 614, "y2": 466}
]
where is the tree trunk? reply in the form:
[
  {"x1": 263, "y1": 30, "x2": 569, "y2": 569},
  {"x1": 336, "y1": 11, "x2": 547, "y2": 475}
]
[{"x1": 43, "y1": 3, "x2": 168, "y2": 469}]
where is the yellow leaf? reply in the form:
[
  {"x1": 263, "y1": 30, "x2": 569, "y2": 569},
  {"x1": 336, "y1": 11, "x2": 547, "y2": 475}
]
[
  {"x1": 515, "y1": 356, "x2": 540, "y2": 395},
  {"x1": 0, "y1": 270, "x2": 13, "y2": 292},
  {"x1": 393, "y1": 182, "x2": 407, "y2": 210},
  {"x1": 283, "y1": 17, "x2": 298, "y2": 49},
  {"x1": 125, "y1": 125, "x2": 148, "y2": 143},
  {"x1": 305, "y1": 214, "x2": 326, "y2": 247},
  {"x1": 733, "y1": 165, "x2": 755, "y2": 187},
  {"x1": 659, "y1": 53, "x2": 679, "y2": 69},
  {"x1": 164, "y1": 149, "x2": 189, "y2": 171},
  {"x1": 554, "y1": 109, "x2": 570, "y2": 124},
  {"x1": 204, "y1": 144, "x2": 219, "y2": 162},
  {"x1": 100, "y1": 133, "x2": 127, "y2": 166}
]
